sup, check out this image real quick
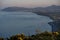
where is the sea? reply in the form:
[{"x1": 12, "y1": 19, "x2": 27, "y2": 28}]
[{"x1": 0, "y1": 11, "x2": 53, "y2": 37}]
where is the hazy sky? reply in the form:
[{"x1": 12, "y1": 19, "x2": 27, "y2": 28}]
[{"x1": 0, "y1": 0, "x2": 60, "y2": 8}]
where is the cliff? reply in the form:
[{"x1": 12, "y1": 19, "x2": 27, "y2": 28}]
[{"x1": 48, "y1": 20, "x2": 60, "y2": 32}]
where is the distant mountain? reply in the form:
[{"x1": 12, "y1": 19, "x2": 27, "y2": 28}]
[
  {"x1": 2, "y1": 5, "x2": 60, "y2": 12},
  {"x1": 2, "y1": 7, "x2": 31, "y2": 12},
  {"x1": 33, "y1": 5, "x2": 60, "y2": 12},
  {"x1": 46, "y1": 5, "x2": 60, "y2": 9},
  {"x1": 45, "y1": 5, "x2": 60, "y2": 12}
]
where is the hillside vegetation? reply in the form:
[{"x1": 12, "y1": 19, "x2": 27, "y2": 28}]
[{"x1": 0, "y1": 31, "x2": 60, "y2": 40}]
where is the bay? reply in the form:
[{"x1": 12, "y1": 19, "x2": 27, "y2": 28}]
[{"x1": 0, "y1": 11, "x2": 53, "y2": 37}]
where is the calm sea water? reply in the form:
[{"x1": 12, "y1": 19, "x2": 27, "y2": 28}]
[{"x1": 0, "y1": 11, "x2": 52, "y2": 37}]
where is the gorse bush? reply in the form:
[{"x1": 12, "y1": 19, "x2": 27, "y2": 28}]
[
  {"x1": 0, "y1": 31, "x2": 60, "y2": 40},
  {"x1": 0, "y1": 38, "x2": 4, "y2": 40}
]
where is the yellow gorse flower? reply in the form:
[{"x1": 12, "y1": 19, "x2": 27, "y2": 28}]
[{"x1": 53, "y1": 32, "x2": 59, "y2": 36}]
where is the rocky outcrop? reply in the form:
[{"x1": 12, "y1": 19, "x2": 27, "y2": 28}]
[{"x1": 48, "y1": 20, "x2": 60, "y2": 32}]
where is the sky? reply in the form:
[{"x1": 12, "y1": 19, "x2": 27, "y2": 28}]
[{"x1": 0, "y1": 0, "x2": 60, "y2": 8}]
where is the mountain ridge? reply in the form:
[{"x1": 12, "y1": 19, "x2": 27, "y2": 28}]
[{"x1": 2, "y1": 5, "x2": 60, "y2": 12}]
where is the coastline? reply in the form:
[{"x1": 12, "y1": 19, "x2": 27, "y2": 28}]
[{"x1": 33, "y1": 11, "x2": 60, "y2": 32}]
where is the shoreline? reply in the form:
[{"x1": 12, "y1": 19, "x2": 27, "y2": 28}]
[
  {"x1": 33, "y1": 12, "x2": 60, "y2": 20},
  {"x1": 33, "y1": 11, "x2": 60, "y2": 32}
]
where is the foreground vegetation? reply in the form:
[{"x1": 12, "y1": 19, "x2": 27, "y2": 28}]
[{"x1": 0, "y1": 31, "x2": 60, "y2": 40}]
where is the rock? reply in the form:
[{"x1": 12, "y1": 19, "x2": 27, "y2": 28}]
[{"x1": 48, "y1": 20, "x2": 60, "y2": 32}]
